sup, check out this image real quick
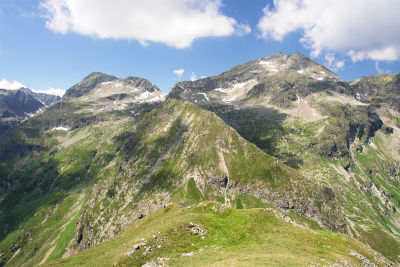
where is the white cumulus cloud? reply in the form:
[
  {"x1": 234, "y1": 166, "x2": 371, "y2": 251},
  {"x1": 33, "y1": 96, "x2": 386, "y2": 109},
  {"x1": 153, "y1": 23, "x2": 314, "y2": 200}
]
[
  {"x1": 258, "y1": 0, "x2": 400, "y2": 62},
  {"x1": 173, "y1": 69, "x2": 185, "y2": 78},
  {"x1": 34, "y1": 88, "x2": 65, "y2": 96},
  {"x1": 0, "y1": 78, "x2": 25, "y2": 90},
  {"x1": 324, "y1": 54, "x2": 345, "y2": 70},
  {"x1": 191, "y1": 72, "x2": 198, "y2": 81},
  {"x1": 40, "y1": 0, "x2": 250, "y2": 48}
]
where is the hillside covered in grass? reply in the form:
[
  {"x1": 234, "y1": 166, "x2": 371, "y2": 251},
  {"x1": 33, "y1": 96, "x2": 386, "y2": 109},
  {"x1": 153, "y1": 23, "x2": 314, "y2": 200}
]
[
  {"x1": 1, "y1": 54, "x2": 400, "y2": 266},
  {"x1": 46, "y1": 203, "x2": 390, "y2": 266},
  {"x1": 0, "y1": 93, "x2": 346, "y2": 265}
]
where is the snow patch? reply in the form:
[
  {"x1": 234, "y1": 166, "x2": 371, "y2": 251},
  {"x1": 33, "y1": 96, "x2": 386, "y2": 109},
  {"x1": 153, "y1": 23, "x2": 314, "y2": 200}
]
[
  {"x1": 214, "y1": 88, "x2": 228, "y2": 93},
  {"x1": 214, "y1": 80, "x2": 252, "y2": 94},
  {"x1": 233, "y1": 81, "x2": 249, "y2": 89},
  {"x1": 52, "y1": 126, "x2": 70, "y2": 131},
  {"x1": 114, "y1": 82, "x2": 123, "y2": 88},
  {"x1": 311, "y1": 73, "x2": 325, "y2": 81},
  {"x1": 134, "y1": 91, "x2": 166, "y2": 103},
  {"x1": 24, "y1": 112, "x2": 35, "y2": 118},
  {"x1": 196, "y1": 92, "x2": 209, "y2": 101},
  {"x1": 297, "y1": 70, "x2": 304, "y2": 74},
  {"x1": 223, "y1": 96, "x2": 237, "y2": 102},
  {"x1": 136, "y1": 91, "x2": 150, "y2": 100},
  {"x1": 259, "y1": 60, "x2": 278, "y2": 72},
  {"x1": 101, "y1": 81, "x2": 113, "y2": 85},
  {"x1": 24, "y1": 107, "x2": 44, "y2": 119}
]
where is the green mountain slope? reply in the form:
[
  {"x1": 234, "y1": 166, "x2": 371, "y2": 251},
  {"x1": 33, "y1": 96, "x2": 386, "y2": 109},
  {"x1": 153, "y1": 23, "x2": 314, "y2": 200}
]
[
  {"x1": 46, "y1": 203, "x2": 390, "y2": 266},
  {"x1": 1, "y1": 56, "x2": 400, "y2": 266},
  {"x1": 0, "y1": 91, "x2": 345, "y2": 265},
  {"x1": 169, "y1": 53, "x2": 400, "y2": 262}
]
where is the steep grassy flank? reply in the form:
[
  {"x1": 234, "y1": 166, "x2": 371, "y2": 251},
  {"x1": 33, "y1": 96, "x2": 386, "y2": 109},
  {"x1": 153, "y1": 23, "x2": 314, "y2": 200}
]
[
  {"x1": 1, "y1": 98, "x2": 348, "y2": 266},
  {"x1": 178, "y1": 90, "x2": 400, "y2": 262},
  {"x1": 46, "y1": 203, "x2": 387, "y2": 266},
  {"x1": 244, "y1": 96, "x2": 400, "y2": 262}
]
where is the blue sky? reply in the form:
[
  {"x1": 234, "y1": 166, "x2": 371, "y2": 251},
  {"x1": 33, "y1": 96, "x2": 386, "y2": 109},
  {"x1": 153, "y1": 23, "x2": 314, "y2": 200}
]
[{"x1": 1, "y1": 0, "x2": 399, "y2": 95}]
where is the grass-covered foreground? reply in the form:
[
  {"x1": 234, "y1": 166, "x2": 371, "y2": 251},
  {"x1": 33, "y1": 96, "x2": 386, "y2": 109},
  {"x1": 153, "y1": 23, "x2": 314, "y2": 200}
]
[{"x1": 45, "y1": 203, "x2": 386, "y2": 266}]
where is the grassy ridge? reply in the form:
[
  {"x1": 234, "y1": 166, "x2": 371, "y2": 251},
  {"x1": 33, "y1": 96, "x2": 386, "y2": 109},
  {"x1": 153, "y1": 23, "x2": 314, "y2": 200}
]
[{"x1": 46, "y1": 203, "x2": 383, "y2": 266}]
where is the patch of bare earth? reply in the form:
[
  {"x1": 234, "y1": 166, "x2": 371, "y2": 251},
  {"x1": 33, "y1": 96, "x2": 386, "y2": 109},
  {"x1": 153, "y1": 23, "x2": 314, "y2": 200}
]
[
  {"x1": 58, "y1": 128, "x2": 90, "y2": 148},
  {"x1": 295, "y1": 96, "x2": 325, "y2": 122}
]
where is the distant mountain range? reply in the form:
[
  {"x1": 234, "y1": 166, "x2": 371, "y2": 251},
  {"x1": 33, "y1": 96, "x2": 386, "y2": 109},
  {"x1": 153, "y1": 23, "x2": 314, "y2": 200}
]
[
  {"x1": 19, "y1": 87, "x2": 61, "y2": 107},
  {"x1": 0, "y1": 87, "x2": 61, "y2": 133},
  {"x1": 0, "y1": 53, "x2": 399, "y2": 266}
]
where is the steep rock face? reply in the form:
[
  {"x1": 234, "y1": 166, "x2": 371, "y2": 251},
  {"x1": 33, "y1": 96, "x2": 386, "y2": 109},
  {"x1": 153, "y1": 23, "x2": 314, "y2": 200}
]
[
  {"x1": 0, "y1": 87, "x2": 60, "y2": 134},
  {"x1": 311, "y1": 102, "x2": 383, "y2": 158},
  {"x1": 19, "y1": 87, "x2": 61, "y2": 106},
  {"x1": 0, "y1": 89, "x2": 44, "y2": 133},
  {"x1": 171, "y1": 52, "x2": 353, "y2": 108},
  {"x1": 351, "y1": 72, "x2": 400, "y2": 111},
  {"x1": 0, "y1": 89, "x2": 44, "y2": 118}
]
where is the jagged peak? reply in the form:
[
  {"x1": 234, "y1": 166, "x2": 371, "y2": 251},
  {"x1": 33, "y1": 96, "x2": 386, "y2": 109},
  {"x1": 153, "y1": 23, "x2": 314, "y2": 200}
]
[
  {"x1": 64, "y1": 72, "x2": 117, "y2": 98},
  {"x1": 62, "y1": 72, "x2": 166, "y2": 110},
  {"x1": 122, "y1": 76, "x2": 162, "y2": 93},
  {"x1": 83, "y1": 72, "x2": 117, "y2": 80},
  {"x1": 289, "y1": 51, "x2": 306, "y2": 58}
]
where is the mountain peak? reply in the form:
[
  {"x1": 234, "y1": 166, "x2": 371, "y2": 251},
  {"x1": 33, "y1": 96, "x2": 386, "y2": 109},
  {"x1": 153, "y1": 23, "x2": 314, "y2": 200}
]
[
  {"x1": 62, "y1": 73, "x2": 166, "y2": 114},
  {"x1": 64, "y1": 72, "x2": 117, "y2": 98},
  {"x1": 171, "y1": 52, "x2": 348, "y2": 108},
  {"x1": 289, "y1": 51, "x2": 305, "y2": 58},
  {"x1": 86, "y1": 72, "x2": 116, "y2": 80}
]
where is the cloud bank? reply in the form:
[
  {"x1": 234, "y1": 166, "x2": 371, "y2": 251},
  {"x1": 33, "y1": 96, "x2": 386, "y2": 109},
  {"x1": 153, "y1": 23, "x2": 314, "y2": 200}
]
[
  {"x1": 34, "y1": 88, "x2": 65, "y2": 96},
  {"x1": 258, "y1": 0, "x2": 400, "y2": 62},
  {"x1": 0, "y1": 78, "x2": 25, "y2": 90},
  {"x1": 40, "y1": 0, "x2": 251, "y2": 48},
  {"x1": 0, "y1": 79, "x2": 65, "y2": 96}
]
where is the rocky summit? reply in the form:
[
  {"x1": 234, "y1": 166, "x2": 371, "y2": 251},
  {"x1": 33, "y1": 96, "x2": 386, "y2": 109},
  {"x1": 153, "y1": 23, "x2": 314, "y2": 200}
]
[
  {"x1": 0, "y1": 53, "x2": 399, "y2": 266},
  {"x1": 171, "y1": 52, "x2": 352, "y2": 108}
]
